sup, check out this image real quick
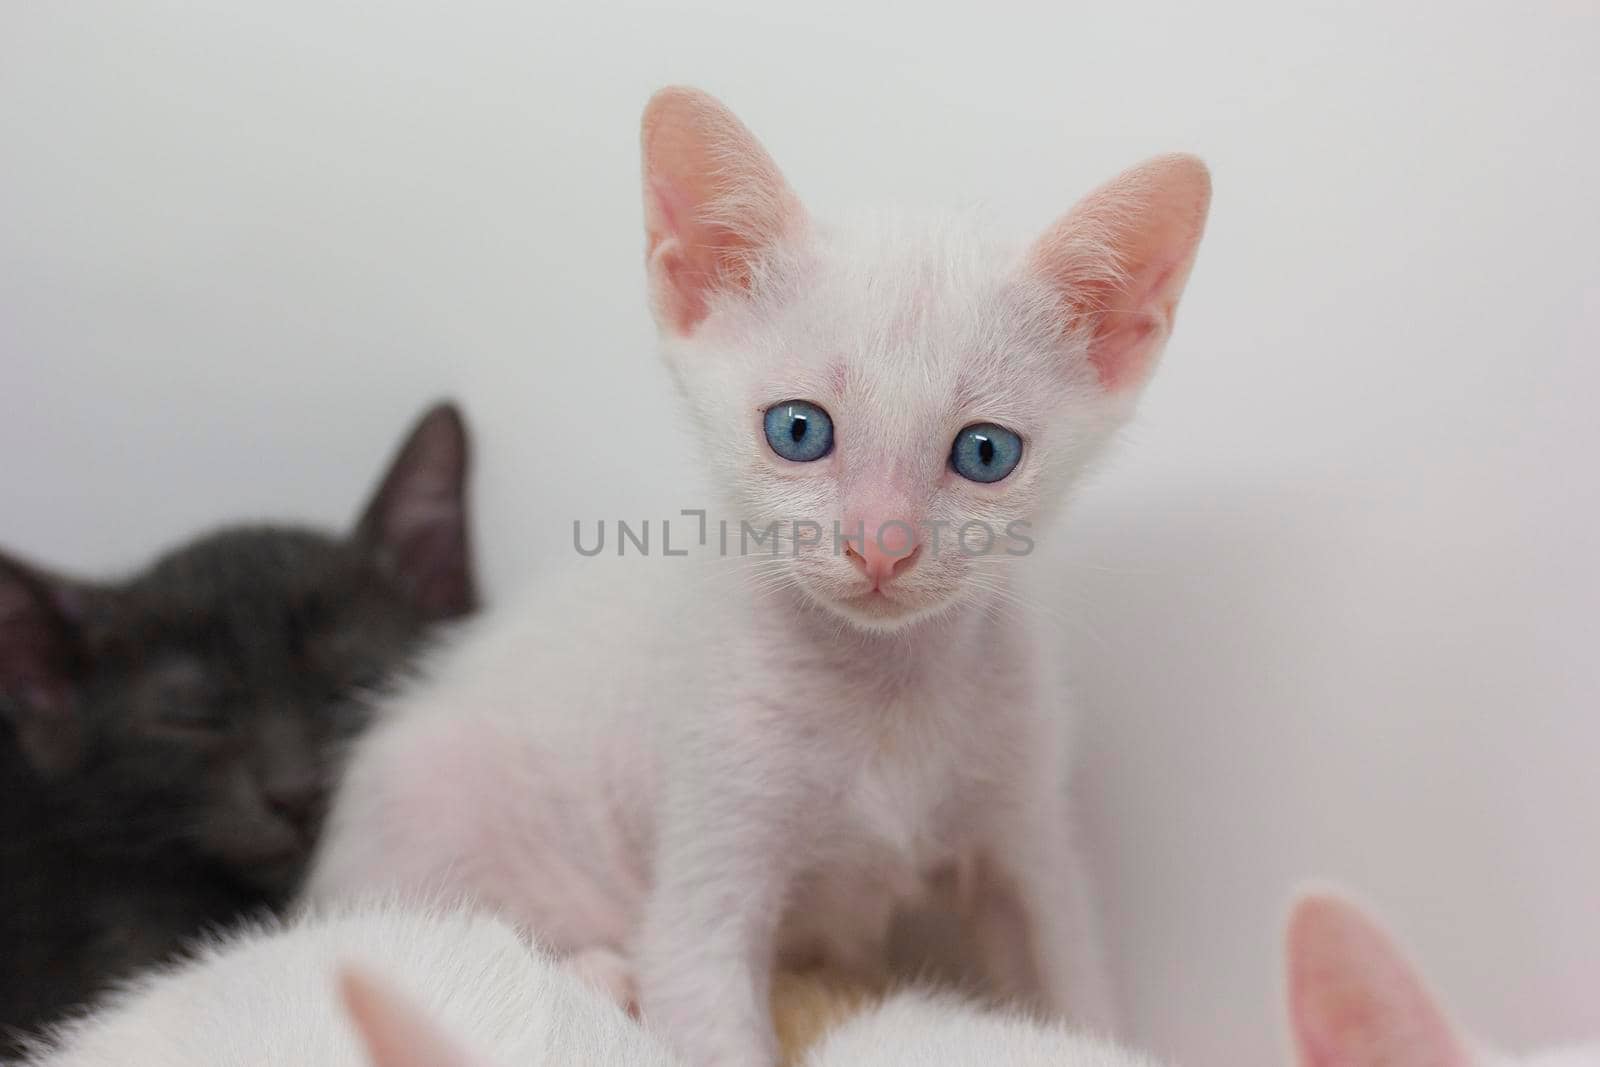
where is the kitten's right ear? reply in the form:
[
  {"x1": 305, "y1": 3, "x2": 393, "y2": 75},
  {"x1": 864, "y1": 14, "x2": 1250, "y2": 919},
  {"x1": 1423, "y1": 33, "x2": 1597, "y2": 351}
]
[
  {"x1": 1286, "y1": 890, "x2": 1475, "y2": 1067},
  {"x1": 0, "y1": 552, "x2": 89, "y2": 773},
  {"x1": 640, "y1": 86, "x2": 807, "y2": 336},
  {"x1": 355, "y1": 402, "x2": 477, "y2": 621},
  {"x1": 1030, "y1": 154, "x2": 1211, "y2": 394},
  {"x1": 339, "y1": 966, "x2": 494, "y2": 1067}
]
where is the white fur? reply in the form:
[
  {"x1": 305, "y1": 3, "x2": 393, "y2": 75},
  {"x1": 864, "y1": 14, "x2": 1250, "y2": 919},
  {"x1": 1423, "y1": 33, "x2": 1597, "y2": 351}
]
[
  {"x1": 13, "y1": 902, "x2": 676, "y2": 1067},
  {"x1": 806, "y1": 991, "x2": 1165, "y2": 1067},
  {"x1": 305, "y1": 90, "x2": 1209, "y2": 1067},
  {"x1": 13, "y1": 904, "x2": 1167, "y2": 1067}
]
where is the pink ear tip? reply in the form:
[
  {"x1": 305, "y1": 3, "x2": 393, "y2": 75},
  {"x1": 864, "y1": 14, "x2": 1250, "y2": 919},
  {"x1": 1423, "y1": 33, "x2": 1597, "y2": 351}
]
[
  {"x1": 1285, "y1": 886, "x2": 1393, "y2": 977},
  {"x1": 641, "y1": 85, "x2": 723, "y2": 134},
  {"x1": 646, "y1": 85, "x2": 714, "y2": 108},
  {"x1": 1289, "y1": 885, "x2": 1356, "y2": 935},
  {"x1": 1153, "y1": 152, "x2": 1210, "y2": 177},
  {"x1": 1148, "y1": 153, "x2": 1213, "y2": 214}
]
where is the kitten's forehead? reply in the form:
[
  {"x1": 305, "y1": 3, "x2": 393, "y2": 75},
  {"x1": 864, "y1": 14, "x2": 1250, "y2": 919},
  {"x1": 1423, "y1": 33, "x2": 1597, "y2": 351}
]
[
  {"x1": 88, "y1": 527, "x2": 403, "y2": 670},
  {"x1": 755, "y1": 214, "x2": 1069, "y2": 440},
  {"x1": 130, "y1": 529, "x2": 383, "y2": 623}
]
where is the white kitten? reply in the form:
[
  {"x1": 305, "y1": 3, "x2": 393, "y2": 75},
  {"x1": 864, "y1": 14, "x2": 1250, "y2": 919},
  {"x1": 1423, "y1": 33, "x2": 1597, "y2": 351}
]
[
  {"x1": 306, "y1": 86, "x2": 1211, "y2": 1066},
  {"x1": 13, "y1": 902, "x2": 677, "y2": 1067},
  {"x1": 1286, "y1": 890, "x2": 1600, "y2": 1067}
]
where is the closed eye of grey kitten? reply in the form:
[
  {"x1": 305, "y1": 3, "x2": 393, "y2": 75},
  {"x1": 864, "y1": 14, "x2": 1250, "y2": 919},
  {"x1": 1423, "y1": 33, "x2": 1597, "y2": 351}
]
[{"x1": 0, "y1": 402, "x2": 476, "y2": 1053}]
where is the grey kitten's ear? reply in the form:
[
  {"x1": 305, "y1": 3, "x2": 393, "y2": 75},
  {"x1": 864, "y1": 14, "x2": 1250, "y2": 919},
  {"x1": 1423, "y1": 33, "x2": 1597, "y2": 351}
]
[
  {"x1": 0, "y1": 552, "x2": 90, "y2": 774},
  {"x1": 355, "y1": 402, "x2": 477, "y2": 621}
]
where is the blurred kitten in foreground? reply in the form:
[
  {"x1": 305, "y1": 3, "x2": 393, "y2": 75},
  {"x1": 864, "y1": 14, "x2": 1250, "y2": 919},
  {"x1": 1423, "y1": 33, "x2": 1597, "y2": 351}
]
[
  {"x1": 15, "y1": 903, "x2": 1160, "y2": 1067},
  {"x1": 30, "y1": 889, "x2": 1593, "y2": 1067},
  {"x1": 1287, "y1": 890, "x2": 1599, "y2": 1067}
]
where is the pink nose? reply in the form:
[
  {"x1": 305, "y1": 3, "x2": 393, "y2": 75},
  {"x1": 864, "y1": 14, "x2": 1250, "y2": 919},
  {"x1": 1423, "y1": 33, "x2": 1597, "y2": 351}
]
[{"x1": 845, "y1": 524, "x2": 923, "y2": 586}]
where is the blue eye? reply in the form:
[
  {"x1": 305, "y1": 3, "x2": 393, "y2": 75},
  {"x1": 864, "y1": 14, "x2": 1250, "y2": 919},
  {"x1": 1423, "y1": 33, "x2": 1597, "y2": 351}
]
[
  {"x1": 763, "y1": 401, "x2": 834, "y2": 463},
  {"x1": 950, "y1": 423, "x2": 1023, "y2": 483}
]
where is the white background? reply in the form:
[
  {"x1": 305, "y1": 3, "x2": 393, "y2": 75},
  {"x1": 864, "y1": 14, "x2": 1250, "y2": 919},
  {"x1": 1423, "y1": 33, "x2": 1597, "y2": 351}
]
[{"x1": 2, "y1": 3, "x2": 1596, "y2": 1063}]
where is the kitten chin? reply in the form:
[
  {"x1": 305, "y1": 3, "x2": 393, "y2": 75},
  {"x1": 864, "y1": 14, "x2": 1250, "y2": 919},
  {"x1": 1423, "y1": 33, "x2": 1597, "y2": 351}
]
[{"x1": 804, "y1": 583, "x2": 955, "y2": 631}]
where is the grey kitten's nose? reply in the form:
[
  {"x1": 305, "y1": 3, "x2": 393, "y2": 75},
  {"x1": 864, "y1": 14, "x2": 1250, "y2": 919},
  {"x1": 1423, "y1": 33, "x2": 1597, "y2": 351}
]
[{"x1": 264, "y1": 776, "x2": 320, "y2": 831}]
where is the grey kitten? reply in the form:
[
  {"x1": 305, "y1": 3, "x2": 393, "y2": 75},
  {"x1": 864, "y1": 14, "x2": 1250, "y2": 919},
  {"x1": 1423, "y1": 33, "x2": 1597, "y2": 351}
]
[{"x1": 0, "y1": 402, "x2": 476, "y2": 1052}]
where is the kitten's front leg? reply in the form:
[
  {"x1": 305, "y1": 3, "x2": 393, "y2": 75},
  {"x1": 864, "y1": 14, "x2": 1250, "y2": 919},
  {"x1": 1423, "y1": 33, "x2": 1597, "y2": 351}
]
[
  {"x1": 966, "y1": 785, "x2": 1118, "y2": 1033},
  {"x1": 635, "y1": 723, "x2": 830, "y2": 1067}
]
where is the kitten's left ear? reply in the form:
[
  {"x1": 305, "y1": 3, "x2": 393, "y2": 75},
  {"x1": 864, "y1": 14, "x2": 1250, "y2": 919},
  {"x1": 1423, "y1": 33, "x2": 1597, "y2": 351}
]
[
  {"x1": 1030, "y1": 154, "x2": 1212, "y2": 393},
  {"x1": 0, "y1": 552, "x2": 92, "y2": 774},
  {"x1": 640, "y1": 86, "x2": 807, "y2": 336},
  {"x1": 354, "y1": 402, "x2": 477, "y2": 621},
  {"x1": 339, "y1": 967, "x2": 494, "y2": 1067}
]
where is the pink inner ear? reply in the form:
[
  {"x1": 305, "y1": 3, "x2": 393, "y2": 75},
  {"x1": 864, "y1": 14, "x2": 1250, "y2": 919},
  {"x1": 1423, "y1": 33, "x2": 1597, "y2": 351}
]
[
  {"x1": 339, "y1": 967, "x2": 484, "y2": 1067},
  {"x1": 0, "y1": 564, "x2": 86, "y2": 773},
  {"x1": 1287, "y1": 894, "x2": 1474, "y2": 1067},
  {"x1": 1029, "y1": 153, "x2": 1211, "y2": 393},
  {"x1": 646, "y1": 177, "x2": 713, "y2": 334},
  {"x1": 640, "y1": 87, "x2": 804, "y2": 336},
  {"x1": 1088, "y1": 309, "x2": 1163, "y2": 392}
]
